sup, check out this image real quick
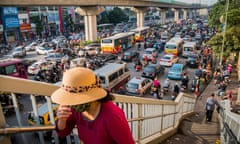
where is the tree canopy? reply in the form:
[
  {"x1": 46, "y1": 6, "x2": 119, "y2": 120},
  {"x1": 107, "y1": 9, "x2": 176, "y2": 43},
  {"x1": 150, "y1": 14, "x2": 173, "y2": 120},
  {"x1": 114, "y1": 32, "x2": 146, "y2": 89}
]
[{"x1": 207, "y1": 0, "x2": 240, "y2": 57}]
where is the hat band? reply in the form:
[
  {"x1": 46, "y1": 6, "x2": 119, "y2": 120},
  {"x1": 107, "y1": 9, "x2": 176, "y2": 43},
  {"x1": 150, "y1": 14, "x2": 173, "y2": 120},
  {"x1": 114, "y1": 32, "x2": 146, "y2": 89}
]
[{"x1": 61, "y1": 79, "x2": 102, "y2": 93}]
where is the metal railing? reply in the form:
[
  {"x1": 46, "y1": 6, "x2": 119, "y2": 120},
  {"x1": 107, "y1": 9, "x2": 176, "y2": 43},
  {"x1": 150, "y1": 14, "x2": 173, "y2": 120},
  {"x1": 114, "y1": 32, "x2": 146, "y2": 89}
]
[
  {"x1": 219, "y1": 99, "x2": 240, "y2": 144},
  {"x1": 0, "y1": 75, "x2": 196, "y2": 144}
]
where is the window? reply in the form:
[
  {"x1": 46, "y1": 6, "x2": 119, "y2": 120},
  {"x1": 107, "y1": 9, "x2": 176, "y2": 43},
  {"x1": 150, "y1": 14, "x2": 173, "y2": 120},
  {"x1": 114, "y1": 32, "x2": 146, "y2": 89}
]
[
  {"x1": 166, "y1": 45, "x2": 177, "y2": 49},
  {"x1": 5, "y1": 65, "x2": 17, "y2": 75},
  {"x1": 119, "y1": 69, "x2": 123, "y2": 76},
  {"x1": 102, "y1": 39, "x2": 112, "y2": 43},
  {"x1": 99, "y1": 76, "x2": 106, "y2": 84},
  {"x1": 109, "y1": 72, "x2": 118, "y2": 83}
]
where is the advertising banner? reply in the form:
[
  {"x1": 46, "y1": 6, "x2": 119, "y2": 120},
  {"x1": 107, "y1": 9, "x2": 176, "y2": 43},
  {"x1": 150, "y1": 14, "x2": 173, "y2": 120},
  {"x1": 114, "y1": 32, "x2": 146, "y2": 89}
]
[
  {"x1": 2, "y1": 16, "x2": 20, "y2": 28},
  {"x1": 2, "y1": 7, "x2": 18, "y2": 16}
]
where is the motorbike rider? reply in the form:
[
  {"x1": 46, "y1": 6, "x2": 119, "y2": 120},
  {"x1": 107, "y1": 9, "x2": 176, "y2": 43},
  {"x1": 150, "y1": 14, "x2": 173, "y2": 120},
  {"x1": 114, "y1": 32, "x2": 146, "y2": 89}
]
[
  {"x1": 181, "y1": 75, "x2": 189, "y2": 89},
  {"x1": 173, "y1": 83, "x2": 180, "y2": 95},
  {"x1": 152, "y1": 78, "x2": 161, "y2": 99},
  {"x1": 163, "y1": 79, "x2": 170, "y2": 89}
]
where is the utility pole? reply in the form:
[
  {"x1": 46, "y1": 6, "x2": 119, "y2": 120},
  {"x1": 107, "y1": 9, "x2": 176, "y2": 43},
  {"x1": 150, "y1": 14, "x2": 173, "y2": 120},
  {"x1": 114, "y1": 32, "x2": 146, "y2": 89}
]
[{"x1": 219, "y1": 0, "x2": 229, "y2": 66}]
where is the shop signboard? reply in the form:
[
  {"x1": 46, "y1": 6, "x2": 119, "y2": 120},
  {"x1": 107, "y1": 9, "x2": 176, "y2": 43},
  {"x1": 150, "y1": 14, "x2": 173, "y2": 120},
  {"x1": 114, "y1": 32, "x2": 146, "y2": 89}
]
[
  {"x1": 2, "y1": 16, "x2": 20, "y2": 28},
  {"x1": 2, "y1": 7, "x2": 18, "y2": 16}
]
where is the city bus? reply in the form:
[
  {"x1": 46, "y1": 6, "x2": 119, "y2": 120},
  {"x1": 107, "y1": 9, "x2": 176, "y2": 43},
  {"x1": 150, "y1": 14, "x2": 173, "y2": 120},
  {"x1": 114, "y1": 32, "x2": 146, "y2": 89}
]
[
  {"x1": 97, "y1": 23, "x2": 114, "y2": 32},
  {"x1": 130, "y1": 26, "x2": 150, "y2": 42},
  {"x1": 0, "y1": 58, "x2": 28, "y2": 79},
  {"x1": 101, "y1": 32, "x2": 135, "y2": 54},
  {"x1": 94, "y1": 62, "x2": 130, "y2": 92},
  {"x1": 164, "y1": 37, "x2": 184, "y2": 56}
]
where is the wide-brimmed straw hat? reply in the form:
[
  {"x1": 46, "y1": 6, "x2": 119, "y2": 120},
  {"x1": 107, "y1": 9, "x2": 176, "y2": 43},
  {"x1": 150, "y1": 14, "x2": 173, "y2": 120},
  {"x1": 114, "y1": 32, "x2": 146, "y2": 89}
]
[{"x1": 51, "y1": 67, "x2": 107, "y2": 105}]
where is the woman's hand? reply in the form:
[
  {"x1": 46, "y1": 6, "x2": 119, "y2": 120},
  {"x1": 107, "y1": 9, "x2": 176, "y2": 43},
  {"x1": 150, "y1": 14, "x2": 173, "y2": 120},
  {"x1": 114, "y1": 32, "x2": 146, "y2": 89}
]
[{"x1": 57, "y1": 105, "x2": 72, "y2": 130}]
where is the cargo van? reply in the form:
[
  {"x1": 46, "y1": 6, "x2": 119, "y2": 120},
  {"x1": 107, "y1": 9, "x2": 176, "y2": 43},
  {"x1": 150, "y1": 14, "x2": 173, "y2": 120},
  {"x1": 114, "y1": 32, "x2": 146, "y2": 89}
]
[
  {"x1": 28, "y1": 103, "x2": 58, "y2": 126},
  {"x1": 182, "y1": 42, "x2": 196, "y2": 57}
]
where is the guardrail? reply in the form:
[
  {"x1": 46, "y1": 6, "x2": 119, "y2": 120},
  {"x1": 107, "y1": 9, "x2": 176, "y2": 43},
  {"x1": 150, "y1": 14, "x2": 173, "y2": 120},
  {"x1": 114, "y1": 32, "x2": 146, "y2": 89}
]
[
  {"x1": 0, "y1": 75, "x2": 196, "y2": 144},
  {"x1": 219, "y1": 100, "x2": 240, "y2": 144}
]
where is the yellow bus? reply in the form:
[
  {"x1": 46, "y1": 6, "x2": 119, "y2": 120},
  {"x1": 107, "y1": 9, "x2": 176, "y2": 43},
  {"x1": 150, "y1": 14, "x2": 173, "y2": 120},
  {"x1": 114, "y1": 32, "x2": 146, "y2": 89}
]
[
  {"x1": 130, "y1": 26, "x2": 150, "y2": 42},
  {"x1": 164, "y1": 37, "x2": 184, "y2": 56},
  {"x1": 101, "y1": 32, "x2": 135, "y2": 54}
]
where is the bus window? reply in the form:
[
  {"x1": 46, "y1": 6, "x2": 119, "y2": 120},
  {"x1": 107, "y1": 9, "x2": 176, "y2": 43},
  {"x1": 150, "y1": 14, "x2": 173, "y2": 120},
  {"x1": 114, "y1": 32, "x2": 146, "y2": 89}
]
[
  {"x1": 166, "y1": 45, "x2": 176, "y2": 50},
  {"x1": 99, "y1": 76, "x2": 106, "y2": 84},
  {"x1": 102, "y1": 39, "x2": 112, "y2": 43}
]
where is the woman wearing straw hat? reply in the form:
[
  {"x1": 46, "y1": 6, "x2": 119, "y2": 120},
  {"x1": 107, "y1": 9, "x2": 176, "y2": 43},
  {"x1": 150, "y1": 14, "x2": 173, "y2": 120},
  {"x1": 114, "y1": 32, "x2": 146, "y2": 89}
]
[{"x1": 51, "y1": 67, "x2": 135, "y2": 144}]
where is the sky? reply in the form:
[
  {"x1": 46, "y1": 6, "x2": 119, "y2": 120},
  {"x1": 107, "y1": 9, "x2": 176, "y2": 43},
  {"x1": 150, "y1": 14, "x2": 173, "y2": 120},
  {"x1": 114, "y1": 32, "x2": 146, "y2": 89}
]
[{"x1": 176, "y1": 0, "x2": 218, "y2": 5}]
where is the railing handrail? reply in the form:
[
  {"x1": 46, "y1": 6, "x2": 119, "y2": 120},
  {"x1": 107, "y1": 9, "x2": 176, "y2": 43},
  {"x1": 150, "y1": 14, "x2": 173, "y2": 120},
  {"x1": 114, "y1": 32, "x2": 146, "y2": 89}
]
[{"x1": 0, "y1": 75, "x2": 196, "y2": 143}]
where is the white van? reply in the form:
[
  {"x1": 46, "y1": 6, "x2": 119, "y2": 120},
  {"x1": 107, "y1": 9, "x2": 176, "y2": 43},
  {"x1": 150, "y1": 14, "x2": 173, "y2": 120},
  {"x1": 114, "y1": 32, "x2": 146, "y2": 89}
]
[
  {"x1": 182, "y1": 42, "x2": 197, "y2": 57},
  {"x1": 70, "y1": 57, "x2": 87, "y2": 68}
]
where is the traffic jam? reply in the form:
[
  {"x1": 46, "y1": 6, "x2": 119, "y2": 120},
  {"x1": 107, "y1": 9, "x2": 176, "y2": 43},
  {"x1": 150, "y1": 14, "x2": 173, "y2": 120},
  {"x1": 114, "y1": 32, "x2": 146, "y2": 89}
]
[{"x1": 0, "y1": 17, "x2": 215, "y2": 117}]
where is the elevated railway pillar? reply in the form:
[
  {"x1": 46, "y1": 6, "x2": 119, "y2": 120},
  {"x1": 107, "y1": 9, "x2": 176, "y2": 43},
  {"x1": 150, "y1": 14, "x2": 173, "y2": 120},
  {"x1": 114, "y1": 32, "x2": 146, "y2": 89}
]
[
  {"x1": 75, "y1": 6, "x2": 105, "y2": 42},
  {"x1": 157, "y1": 8, "x2": 167, "y2": 25},
  {"x1": 132, "y1": 7, "x2": 148, "y2": 28},
  {"x1": 172, "y1": 8, "x2": 179, "y2": 22},
  {"x1": 182, "y1": 9, "x2": 187, "y2": 20}
]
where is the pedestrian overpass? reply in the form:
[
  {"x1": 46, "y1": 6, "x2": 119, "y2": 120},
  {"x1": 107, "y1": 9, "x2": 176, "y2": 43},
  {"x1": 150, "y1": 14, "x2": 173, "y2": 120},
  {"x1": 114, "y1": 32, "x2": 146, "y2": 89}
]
[
  {"x1": 0, "y1": 0, "x2": 207, "y2": 41},
  {"x1": 0, "y1": 73, "x2": 239, "y2": 143}
]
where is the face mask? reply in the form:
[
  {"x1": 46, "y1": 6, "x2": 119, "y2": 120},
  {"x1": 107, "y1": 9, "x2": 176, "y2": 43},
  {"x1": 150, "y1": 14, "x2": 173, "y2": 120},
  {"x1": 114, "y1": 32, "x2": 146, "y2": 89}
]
[{"x1": 71, "y1": 103, "x2": 91, "y2": 112}]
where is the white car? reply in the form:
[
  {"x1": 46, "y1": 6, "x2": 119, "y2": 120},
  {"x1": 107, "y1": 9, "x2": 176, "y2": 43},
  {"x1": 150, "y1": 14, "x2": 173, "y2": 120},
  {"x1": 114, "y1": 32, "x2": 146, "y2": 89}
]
[
  {"x1": 142, "y1": 48, "x2": 158, "y2": 60},
  {"x1": 24, "y1": 42, "x2": 38, "y2": 51},
  {"x1": 35, "y1": 43, "x2": 53, "y2": 55},
  {"x1": 27, "y1": 61, "x2": 55, "y2": 75},
  {"x1": 160, "y1": 54, "x2": 179, "y2": 67}
]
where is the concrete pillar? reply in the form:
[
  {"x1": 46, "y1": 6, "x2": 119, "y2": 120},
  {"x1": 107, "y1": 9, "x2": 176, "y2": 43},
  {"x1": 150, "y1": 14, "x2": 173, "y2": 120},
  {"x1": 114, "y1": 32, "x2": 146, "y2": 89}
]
[
  {"x1": 189, "y1": 10, "x2": 193, "y2": 19},
  {"x1": 75, "y1": 6, "x2": 104, "y2": 42},
  {"x1": 172, "y1": 8, "x2": 179, "y2": 22},
  {"x1": 157, "y1": 8, "x2": 167, "y2": 25},
  {"x1": 132, "y1": 7, "x2": 148, "y2": 28},
  {"x1": 182, "y1": 9, "x2": 187, "y2": 20}
]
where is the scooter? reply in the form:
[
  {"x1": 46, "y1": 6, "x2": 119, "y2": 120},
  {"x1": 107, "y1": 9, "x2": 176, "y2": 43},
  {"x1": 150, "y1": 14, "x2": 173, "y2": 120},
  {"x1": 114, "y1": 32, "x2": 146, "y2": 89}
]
[{"x1": 135, "y1": 64, "x2": 142, "y2": 72}]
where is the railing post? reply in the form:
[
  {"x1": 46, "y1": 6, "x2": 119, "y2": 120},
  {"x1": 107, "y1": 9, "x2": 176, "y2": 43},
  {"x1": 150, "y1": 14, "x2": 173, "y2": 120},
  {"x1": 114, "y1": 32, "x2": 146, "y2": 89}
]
[
  {"x1": 30, "y1": 95, "x2": 45, "y2": 144},
  {"x1": 138, "y1": 103, "x2": 142, "y2": 142},
  {"x1": 160, "y1": 104, "x2": 164, "y2": 133},
  {"x1": 45, "y1": 96, "x2": 59, "y2": 144},
  {"x1": 11, "y1": 93, "x2": 27, "y2": 144},
  {"x1": 0, "y1": 104, "x2": 11, "y2": 144}
]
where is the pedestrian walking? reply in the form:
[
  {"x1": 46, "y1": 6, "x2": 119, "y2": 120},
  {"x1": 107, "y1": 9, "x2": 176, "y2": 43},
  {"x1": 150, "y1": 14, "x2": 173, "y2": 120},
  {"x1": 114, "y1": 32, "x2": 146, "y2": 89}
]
[
  {"x1": 205, "y1": 93, "x2": 220, "y2": 122},
  {"x1": 51, "y1": 67, "x2": 135, "y2": 144}
]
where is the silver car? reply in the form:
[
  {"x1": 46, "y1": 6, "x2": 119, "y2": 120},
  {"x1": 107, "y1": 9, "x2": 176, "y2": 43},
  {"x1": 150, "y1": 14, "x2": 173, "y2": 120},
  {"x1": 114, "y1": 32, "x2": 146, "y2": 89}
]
[{"x1": 12, "y1": 46, "x2": 26, "y2": 58}]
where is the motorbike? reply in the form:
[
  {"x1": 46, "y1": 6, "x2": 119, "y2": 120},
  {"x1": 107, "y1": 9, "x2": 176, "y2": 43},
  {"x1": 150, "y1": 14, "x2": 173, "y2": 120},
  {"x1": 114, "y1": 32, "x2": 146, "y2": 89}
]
[
  {"x1": 150, "y1": 86, "x2": 161, "y2": 99},
  {"x1": 161, "y1": 86, "x2": 171, "y2": 95},
  {"x1": 135, "y1": 64, "x2": 142, "y2": 72}
]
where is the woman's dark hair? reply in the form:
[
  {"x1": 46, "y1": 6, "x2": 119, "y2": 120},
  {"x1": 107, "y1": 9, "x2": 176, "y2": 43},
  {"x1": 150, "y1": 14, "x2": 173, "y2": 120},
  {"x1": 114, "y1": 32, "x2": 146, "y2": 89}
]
[{"x1": 98, "y1": 90, "x2": 115, "y2": 103}]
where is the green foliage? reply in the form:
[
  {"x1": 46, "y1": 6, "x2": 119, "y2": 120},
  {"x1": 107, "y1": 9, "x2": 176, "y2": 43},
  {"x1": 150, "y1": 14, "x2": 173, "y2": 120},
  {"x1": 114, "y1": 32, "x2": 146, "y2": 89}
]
[
  {"x1": 208, "y1": 0, "x2": 240, "y2": 57},
  {"x1": 107, "y1": 7, "x2": 128, "y2": 24}
]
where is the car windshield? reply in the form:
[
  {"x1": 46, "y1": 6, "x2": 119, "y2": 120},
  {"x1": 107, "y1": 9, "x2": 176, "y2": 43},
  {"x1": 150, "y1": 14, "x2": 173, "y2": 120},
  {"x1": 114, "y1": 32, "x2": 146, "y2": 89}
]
[
  {"x1": 166, "y1": 44, "x2": 176, "y2": 49},
  {"x1": 144, "y1": 66, "x2": 154, "y2": 72},
  {"x1": 127, "y1": 83, "x2": 138, "y2": 89},
  {"x1": 144, "y1": 51, "x2": 152, "y2": 54},
  {"x1": 162, "y1": 56, "x2": 171, "y2": 60},
  {"x1": 44, "y1": 47, "x2": 51, "y2": 50},
  {"x1": 124, "y1": 52, "x2": 131, "y2": 56}
]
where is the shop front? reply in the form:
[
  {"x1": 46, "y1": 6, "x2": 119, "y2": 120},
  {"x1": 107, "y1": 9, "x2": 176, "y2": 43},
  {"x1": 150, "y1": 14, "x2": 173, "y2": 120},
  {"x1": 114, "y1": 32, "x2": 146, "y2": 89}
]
[
  {"x1": 20, "y1": 23, "x2": 32, "y2": 41},
  {"x1": 1, "y1": 7, "x2": 20, "y2": 45}
]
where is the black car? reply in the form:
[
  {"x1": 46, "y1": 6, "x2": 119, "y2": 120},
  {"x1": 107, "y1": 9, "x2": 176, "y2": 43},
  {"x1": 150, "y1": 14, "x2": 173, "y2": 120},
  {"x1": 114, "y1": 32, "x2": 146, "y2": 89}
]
[
  {"x1": 141, "y1": 64, "x2": 165, "y2": 80},
  {"x1": 121, "y1": 51, "x2": 139, "y2": 62},
  {"x1": 186, "y1": 54, "x2": 200, "y2": 68}
]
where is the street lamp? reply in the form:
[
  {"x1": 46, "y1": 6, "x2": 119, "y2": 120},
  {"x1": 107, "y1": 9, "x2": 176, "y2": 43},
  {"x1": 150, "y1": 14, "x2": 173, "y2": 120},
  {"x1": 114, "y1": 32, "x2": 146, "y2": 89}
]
[{"x1": 219, "y1": 0, "x2": 229, "y2": 66}]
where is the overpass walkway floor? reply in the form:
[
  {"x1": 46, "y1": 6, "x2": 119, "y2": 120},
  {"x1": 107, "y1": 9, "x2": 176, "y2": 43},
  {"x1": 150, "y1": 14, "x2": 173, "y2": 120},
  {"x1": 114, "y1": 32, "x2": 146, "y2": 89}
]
[
  {"x1": 162, "y1": 68, "x2": 239, "y2": 144},
  {"x1": 162, "y1": 79, "x2": 221, "y2": 144}
]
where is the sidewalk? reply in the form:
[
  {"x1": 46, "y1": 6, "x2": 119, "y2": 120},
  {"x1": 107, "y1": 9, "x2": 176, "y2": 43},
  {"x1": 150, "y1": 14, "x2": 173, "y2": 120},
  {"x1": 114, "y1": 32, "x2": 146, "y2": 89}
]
[{"x1": 162, "y1": 67, "x2": 239, "y2": 144}]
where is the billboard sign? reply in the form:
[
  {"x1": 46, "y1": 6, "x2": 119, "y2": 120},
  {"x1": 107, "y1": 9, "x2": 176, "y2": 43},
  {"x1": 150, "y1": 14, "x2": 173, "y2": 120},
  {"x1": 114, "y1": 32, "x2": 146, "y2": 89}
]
[
  {"x1": 2, "y1": 16, "x2": 20, "y2": 28},
  {"x1": 2, "y1": 7, "x2": 18, "y2": 16}
]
